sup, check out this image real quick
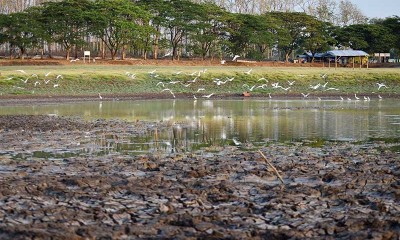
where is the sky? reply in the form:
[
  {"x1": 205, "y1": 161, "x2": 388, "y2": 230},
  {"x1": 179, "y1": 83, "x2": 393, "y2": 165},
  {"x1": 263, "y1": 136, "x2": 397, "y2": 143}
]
[{"x1": 350, "y1": 0, "x2": 400, "y2": 19}]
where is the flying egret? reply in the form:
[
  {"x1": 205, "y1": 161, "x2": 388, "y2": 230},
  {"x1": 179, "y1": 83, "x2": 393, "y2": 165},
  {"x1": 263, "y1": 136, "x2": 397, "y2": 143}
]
[
  {"x1": 244, "y1": 69, "x2": 252, "y2": 75},
  {"x1": 325, "y1": 87, "x2": 339, "y2": 91},
  {"x1": 232, "y1": 138, "x2": 241, "y2": 146},
  {"x1": 202, "y1": 93, "x2": 214, "y2": 98},
  {"x1": 310, "y1": 83, "x2": 321, "y2": 90},
  {"x1": 301, "y1": 93, "x2": 310, "y2": 98},
  {"x1": 258, "y1": 77, "x2": 268, "y2": 83},
  {"x1": 232, "y1": 55, "x2": 240, "y2": 61},
  {"x1": 156, "y1": 82, "x2": 165, "y2": 87},
  {"x1": 287, "y1": 80, "x2": 295, "y2": 86},
  {"x1": 271, "y1": 82, "x2": 280, "y2": 88},
  {"x1": 242, "y1": 84, "x2": 256, "y2": 91},
  {"x1": 16, "y1": 70, "x2": 27, "y2": 74},
  {"x1": 376, "y1": 83, "x2": 388, "y2": 90},
  {"x1": 188, "y1": 76, "x2": 198, "y2": 83},
  {"x1": 161, "y1": 88, "x2": 175, "y2": 98},
  {"x1": 197, "y1": 88, "x2": 205, "y2": 92},
  {"x1": 168, "y1": 80, "x2": 181, "y2": 85},
  {"x1": 216, "y1": 80, "x2": 228, "y2": 86},
  {"x1": 163, "y1": 51, "x2": 172, "y2": 57},
  {"x1": 278, "y1": 86, "x2": 290, "y2": 91}
]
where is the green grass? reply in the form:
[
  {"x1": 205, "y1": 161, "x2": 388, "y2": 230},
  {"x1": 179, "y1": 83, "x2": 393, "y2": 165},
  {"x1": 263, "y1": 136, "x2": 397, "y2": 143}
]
[{"x1": 0, "y1": 65, "x2": 399, "y2": 97}]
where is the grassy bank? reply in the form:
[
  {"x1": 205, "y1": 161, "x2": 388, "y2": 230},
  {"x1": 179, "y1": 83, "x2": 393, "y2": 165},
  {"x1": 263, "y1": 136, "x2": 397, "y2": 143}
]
[{"x1": 0, "y1": 65, "x2": 399, "y2": 98}]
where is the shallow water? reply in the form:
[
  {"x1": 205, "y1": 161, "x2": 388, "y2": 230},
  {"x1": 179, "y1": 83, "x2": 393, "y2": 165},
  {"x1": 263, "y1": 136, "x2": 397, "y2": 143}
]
[{"x1": 1, "y1": 99, "x2": 400, "y2": 155}]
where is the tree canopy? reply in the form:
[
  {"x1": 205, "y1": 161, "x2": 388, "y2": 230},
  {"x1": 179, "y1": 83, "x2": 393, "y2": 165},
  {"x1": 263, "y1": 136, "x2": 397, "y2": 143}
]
[{"x1": 0, "y1": 0, "x2": 399, "y2": 61}]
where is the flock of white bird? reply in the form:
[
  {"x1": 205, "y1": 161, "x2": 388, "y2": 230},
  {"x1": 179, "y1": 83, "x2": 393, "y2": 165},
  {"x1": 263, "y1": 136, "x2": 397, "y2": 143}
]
[
  {"x1": 2, "y1": 59, "x2": 390, "y2": 102},
  {"x1": 130, "y1": 66, "x2": 389, "y2": 102},
  {"x1": 3, "y1": 70, "x2": 63, "y2": 94}
]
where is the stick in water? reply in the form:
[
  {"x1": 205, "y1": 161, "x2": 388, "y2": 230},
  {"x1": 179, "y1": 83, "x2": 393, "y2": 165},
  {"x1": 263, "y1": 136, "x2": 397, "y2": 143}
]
[{"x1": 258, "y1": 150, "x2": 285, "y2": 184}]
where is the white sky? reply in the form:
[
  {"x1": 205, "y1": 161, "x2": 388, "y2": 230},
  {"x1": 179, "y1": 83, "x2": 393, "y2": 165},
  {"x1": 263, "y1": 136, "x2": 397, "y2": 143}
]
[{"x1": 351, "y1": 0, "x2": 400, "y2": 19}]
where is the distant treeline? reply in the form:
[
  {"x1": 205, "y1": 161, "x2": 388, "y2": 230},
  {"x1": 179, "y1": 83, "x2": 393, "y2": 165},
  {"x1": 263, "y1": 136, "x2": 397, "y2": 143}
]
[{"x1": 0, "y1": 0, "x2": 399, "y2": 61}]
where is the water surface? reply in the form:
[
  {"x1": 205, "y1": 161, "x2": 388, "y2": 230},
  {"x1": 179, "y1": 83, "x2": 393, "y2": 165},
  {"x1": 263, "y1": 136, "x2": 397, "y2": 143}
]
[{"x1": 1, "y1": 99, "x2": 399, "y2": 155}]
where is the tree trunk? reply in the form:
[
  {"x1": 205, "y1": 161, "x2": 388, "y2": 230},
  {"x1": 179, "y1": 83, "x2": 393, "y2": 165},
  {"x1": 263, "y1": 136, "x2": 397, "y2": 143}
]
[
  {"x1": 111, "y1": 48, "x2": 117, "y2": 60},
  {"x1": 153, "y1": 34, "x2": 159, "y2": 59},
  {"x1": 122, "y1": 45, "x2": 126, "y2": 60},
  {"x1": 20, "y1": 47, "x2": 25, "y2": 60},
  {"x1": 66, "y1": 48, "x2": 71, "y2": 60},
  {"x1": 101, "y1": 41, "x2": 106, "y2": 59},
  {"x1": 143, "y1": 49, "x2": 147, "y2": 60}
]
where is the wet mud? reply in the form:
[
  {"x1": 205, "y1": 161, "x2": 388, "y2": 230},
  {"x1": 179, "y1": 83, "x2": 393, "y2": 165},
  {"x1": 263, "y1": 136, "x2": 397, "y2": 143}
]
[{"x1": 0, "y1": 115, "x2": 399, "y2": 239}]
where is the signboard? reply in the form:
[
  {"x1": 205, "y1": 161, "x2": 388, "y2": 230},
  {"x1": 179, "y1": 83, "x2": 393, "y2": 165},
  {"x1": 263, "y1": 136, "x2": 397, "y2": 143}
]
[{"x1": 83, "y1": 51, "x2": 90, "y2": 63}]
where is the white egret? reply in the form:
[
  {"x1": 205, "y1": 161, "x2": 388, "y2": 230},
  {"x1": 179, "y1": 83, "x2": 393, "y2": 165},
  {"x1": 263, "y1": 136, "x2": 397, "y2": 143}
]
[
  {"x1": 16, "y1": 70, "x2": 27, "y2": 74},
  {"x1": 287, "y1": 80, "x2": 295, "y2": 86},
  {"x1": 161, "y1": 88, "x2": 175, "y2": 98},
  {"x1": 244, "y1": 69, "x2": 252, "y2": 75},
  {"x1": 376, "y1": 83, "x2": 388, "y2": 90},
  {"x1": 202, "y1": 93, "x2": 214, "y2": 98},
  {"x1": 232, "y1": 55, "x2": 240, "y2": 61},
  {"x1": 301, "y1": 93, "x2": 310, "y2": 98},
  {"x1": 310, "y1": 83, "x2": 321, "y2": 90}
]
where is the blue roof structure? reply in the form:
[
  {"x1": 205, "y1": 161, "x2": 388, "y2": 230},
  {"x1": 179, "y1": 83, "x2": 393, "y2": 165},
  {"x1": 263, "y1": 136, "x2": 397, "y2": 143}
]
[{"x1": 324, "y1": 50, "x2": 369, "y2": 57}]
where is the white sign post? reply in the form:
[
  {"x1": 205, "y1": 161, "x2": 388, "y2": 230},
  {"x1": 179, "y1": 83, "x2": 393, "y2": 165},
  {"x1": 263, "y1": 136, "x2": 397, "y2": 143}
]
[{"x1": 83, "y1": 51, "x2": 90, "y2": 63}]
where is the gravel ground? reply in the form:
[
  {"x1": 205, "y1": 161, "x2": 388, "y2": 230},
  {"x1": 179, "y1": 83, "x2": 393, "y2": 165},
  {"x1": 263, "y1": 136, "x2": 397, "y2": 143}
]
[{"x1": 0, "y1": 115, "x2": 399, "y2": 239}]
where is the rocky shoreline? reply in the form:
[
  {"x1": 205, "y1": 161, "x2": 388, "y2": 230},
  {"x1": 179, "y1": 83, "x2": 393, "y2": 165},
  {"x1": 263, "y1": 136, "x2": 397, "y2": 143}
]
[{"x1": 0, "y1": 115, "x2": 399, "y2": 239}]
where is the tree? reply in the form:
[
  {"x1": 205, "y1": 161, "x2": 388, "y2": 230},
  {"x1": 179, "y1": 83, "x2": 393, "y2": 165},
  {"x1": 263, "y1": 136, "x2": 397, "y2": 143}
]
[
  {"x1": 89, "y1": 0, "x2": 150, "y2": 60},
  {"x1": 41, "y1": 0, "x2": 93, "y2": 60},
  {"x1": 335, "y1": 24, "x2": 396, "y2": 54},
  {"x1": 378, "y1": 16, "x2": 400, "y2": 53},
  {"x1": 153, "y1": 0, "x2": 203, "y2": 60},
  {"x1": 1, "y1": 9, "x2": 43, "y2": 59},
  {"x1": 227, "y1": 13, "x2": 276, "y2": 60},
  {"x1": 338, "y1": 0, "x2": 367, "y2": 26},
  {"x1": 302, "y1": 21, "x2": 335, "y2": 62},
  {"x1": 268, "y1": 12, "x2": 320, "y2": 62},
  {"x1": 189, "y1": 2, "x2": 229, "y2": 60}
]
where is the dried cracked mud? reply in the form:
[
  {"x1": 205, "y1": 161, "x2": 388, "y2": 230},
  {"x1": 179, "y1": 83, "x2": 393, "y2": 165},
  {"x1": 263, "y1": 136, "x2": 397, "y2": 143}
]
[{"x1": 0, "y1": 115, "x2": 399, "y2": 239}]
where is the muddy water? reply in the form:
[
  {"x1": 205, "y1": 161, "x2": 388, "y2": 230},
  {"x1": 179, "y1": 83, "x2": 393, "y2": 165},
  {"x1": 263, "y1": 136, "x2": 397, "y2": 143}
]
[{"x1": 1, "y1": 99, "x2": 399, "y2": 155}]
